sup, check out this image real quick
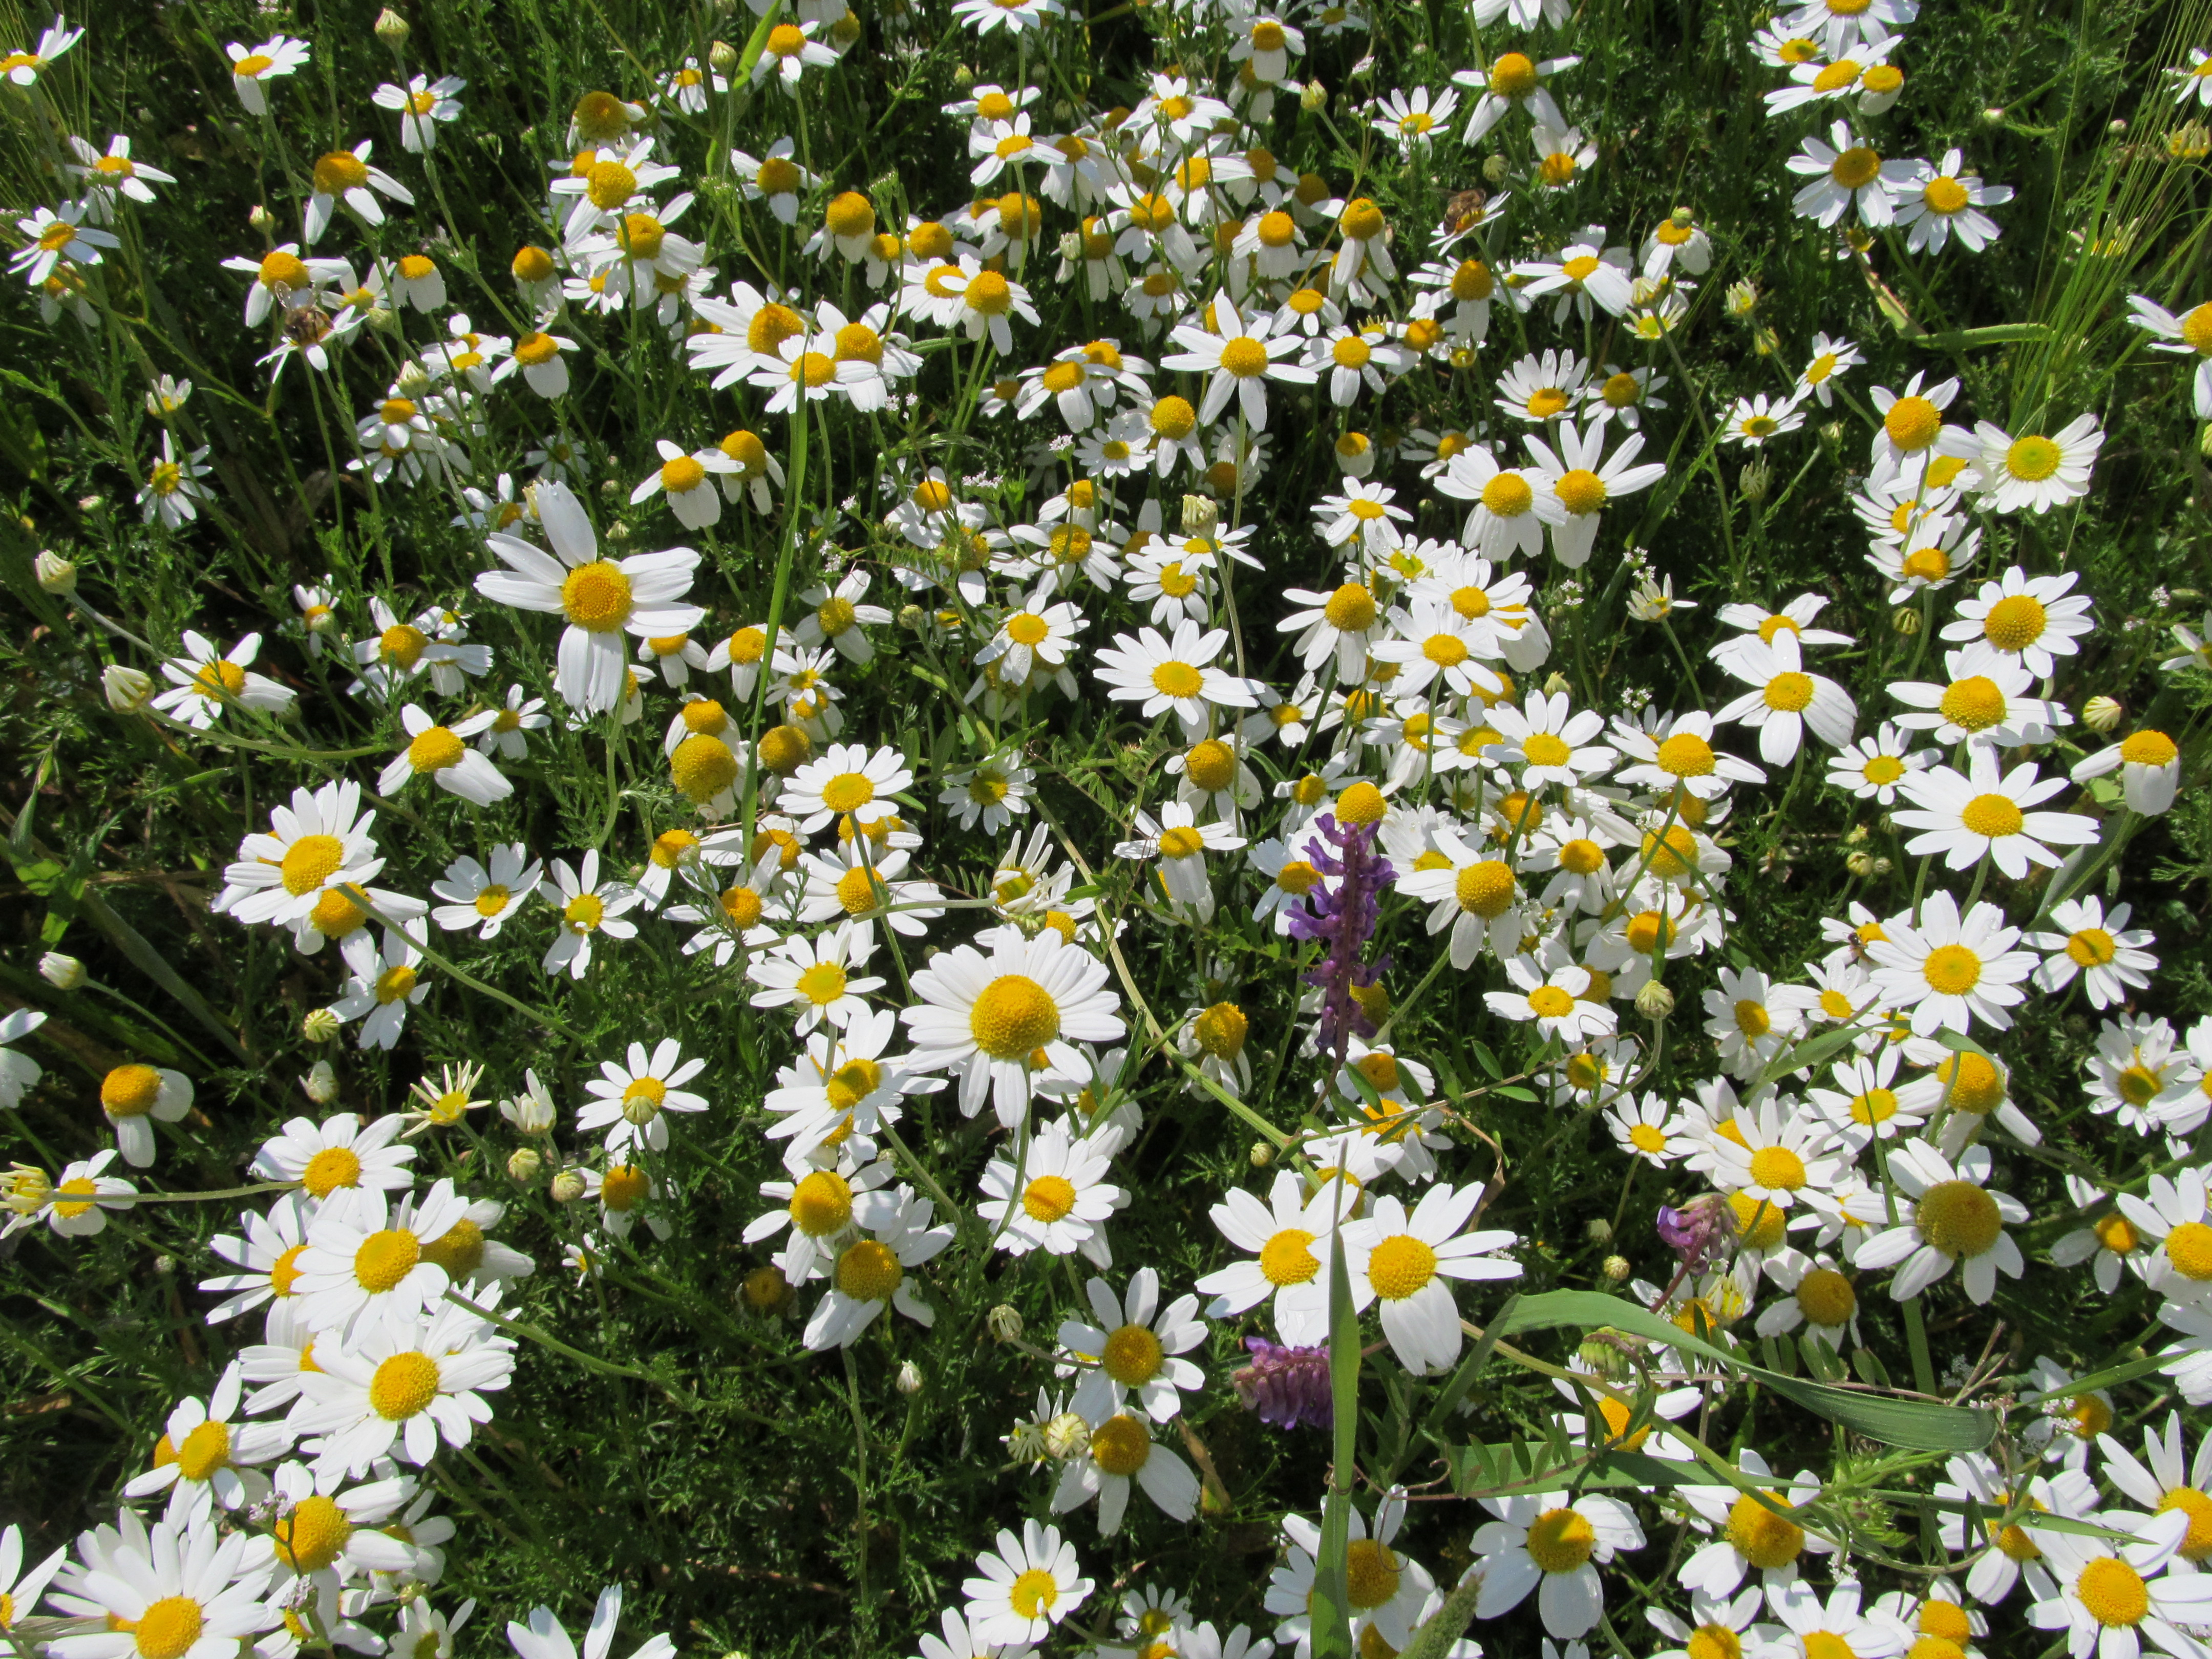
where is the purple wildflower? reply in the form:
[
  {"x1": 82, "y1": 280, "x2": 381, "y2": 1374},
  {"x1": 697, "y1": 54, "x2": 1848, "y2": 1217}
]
[
  {"x1": 1655, "y1": 1193, "x2": 1736, "y2": 1271},
  {"x1": 1232, "y1": 1337, "x2": 1332, "y2": 1430},
  {"x1": 1284, "y1": 813, "x2": 1394, "y2": 1062}
]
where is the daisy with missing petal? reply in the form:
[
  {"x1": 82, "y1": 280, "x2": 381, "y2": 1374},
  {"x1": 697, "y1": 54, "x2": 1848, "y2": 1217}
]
[
  {"x1": 577, "y1": 1039, "x2": 710, "y2": 1156},
  {"x1": 252, "y1": 1113, "x2": 416, "y2": 1204},
  {"x1": 1713, "y1": 630, "x2": 1857, "y2": 764},
  {"x1": 1675, "y1": 1448, "x2": 1834, "y2": 1597},
  {"x1": 1792, "y1": 333, "x2": 1865, "y2": 408},
  {"x1": 904, "y1": 931, "x2": 1123, "y2": 1126},
  {"x1": 1267, "y1": 1499, "x2": 1435, "y2": 1659},
  {"x1": 1513, "y1": 231, "x2": 1634, "y2": 325},
  {"x1": 2074, "y1": 728, "x2": 2183, "y2": 816},
  {"x1": 23, "y1": 1150, "x2": 137, "y2": 1240},
  {"x1": 474, "y1": 480, "x2": 704, "y2": 716},
  {"x1": 538, "y1": 850, "x2": 641, "y2": 980},
  {"x1": 1486, "y1": 951, "x2": 1618, "y2": 1045},
  {"x1": 1057, "y1": 1269, "x2": 1207, "y2": 1424},
  {"x1": 1941, "y1": 566, "x2": 2096, "y2": 676},
  {"x1": 97, "y1": 1061, "x2": 192, "y2": 1168},
  {"x1": 1805, "y1": 1048, "x2": 1939, "y2": 1150},
  {"x1": 1762, "y1": 1580, "x2": 1901, "y2": 1659},
  {"x1": 379, "y1": 706, "x2": 509, "y2": 805},
  {"x1": 151, "y1": 630, "x2": 296, "y2": 730},
  {"x1": 1856, "y1": 1141, "x2": 2028, "y2": 1304},
  {"x1": 1522, "y1": 419, "x2": 1665, "y2": 567},
  {"x1": 1707, "y1": 1098, "x2": 1845, "y2": 1211},
  {"x1": 1972, "y1": 414, "x2": 2103, "y2": 515},
  {"x1": 1611, "y1": 710, "x2": 1767, "y2": 801},
  {"x1": 976, "y1": 1118, "x2": 1124, "y2": 1264},
  {"x1": 1896, "y1": 149, "x2": 2013, "y2": 254},
  {"x1": 1469, "y1": 1491, "x2": 1644, "y2": 1639},
  {"x1": 1606, "y1": 1092, "x2": 1688, "y2": 1165},
  {"x1": 372, "y1": 74, "x2": 467, "y2": 152},
  {"x1": 1786, "y1": 119, "x2": 1916, "y2": 226},
  {"x1": 1753, "y1": 1250, "x2": 1864, "y2": 1348},
  {"x1": 1890, "y1": 647, "x2": 2068, "y2": 748},
  {"x1": 45, "y1": 1509, "x2": 273, "y2": 1659},
  {"x1": 303, "y1": 141, "x2": 414, "y2": 245},
  {"x1": 1936, "y1": 1454, "x2": 2083, "y2": 1606},
  {"x1": 2029, "y1": 898, "x2": 2157, "y2": 1009},
  {"x1": 1116, "y1": 803, "x2": 1246, "y2": 921},
  {"x1": 1343, "y1": 1183, "x2": 1521, "y2": 1375},
  {"x1": 292, "y1": 1294, "x2": 514, "y2": 1482},
  {"x1": 1052, "y1": 1407, "x2": 1201, "y2": 1536},
  {"x1": 2098, "y1": 1411, "x2": 2212, "y2": 1572},
  {"x1": 963, "y1": 1521, "x2": 1092, "y2": 1648},
  {"x1": 226, "y1": 33, "x2": 310, "y2": 113},
  {"x1": 1435, "y1": 444, "x2": 1549, "y2": 561},
  {"x1": 749, "y1": 922, "x2": 885, "y2": 1035},
  {"x1": 1394, "y1": 826, "x2": 1523, "y2": 968},
  {"x1": 431, "y1": 845, "x2": 541, "y2": 940},
  {"x1": 803, "y1": 1185, "x2": 955, "y2": 1350},
  {"x1": 325, "y1": 925, "x2": 431, "y2": 1051},
  {"x1": 1194, "y1": 1169, "x2": 1350, "y2": 1344}
]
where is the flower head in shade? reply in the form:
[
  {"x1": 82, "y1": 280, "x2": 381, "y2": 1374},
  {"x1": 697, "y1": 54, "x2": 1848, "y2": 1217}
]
[{"x1": 1232, "y1": 1338, "x2": 1332, "y2": 1429}]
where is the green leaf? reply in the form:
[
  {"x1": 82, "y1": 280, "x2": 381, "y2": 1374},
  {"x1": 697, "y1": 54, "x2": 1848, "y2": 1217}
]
[
  {"x1": 1758, "y1": 1022, "x2": 1861, "y2": 1086},
  {"x1": 1425, "y1": 1293, "x2": 1518, "y2": 1432},
  {"x1": 2019, "y1": 1351, "x2": 2167, "y2": 1403},
  {"x1": 1496, "y1": 1290, "x2": 1995, "y2": 1452},
  {"x1": 1470, "y1": 1040, "x2": 1503, "y2": 1080}
]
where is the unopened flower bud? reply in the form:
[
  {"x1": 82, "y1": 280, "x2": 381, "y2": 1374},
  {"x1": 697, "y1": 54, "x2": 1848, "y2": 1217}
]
[
  {"x1": 895, "y1": 1360, "x2": 923, "y2": 1396},
  {"x1": 549, "y1": 1167, "x2": 587, "y2": 1204},
  {"x1": 1585, "y1": 1218, "x2": 1612, "y2": 1245},
  {"x1": 154, "y1": 1254, "x2": 176, "y2": 1277},
  {"x1": 1577, "y1": 1327, "x2": 1641, "y2": 1381},
  {"x1": 1820, "y1": 421, "x2": 1845, "y2": 446},
  {"x1": 986, "y1": 1304, "x2": 1024, "y2": 1344},
  {"x1": 1844, "y1": 848, "x2": 1890, "y2": 878},
  {"x1": 1043, "y1": 1412, "x2": 1092, "y2": 1460},
  {"x1": 1892, "y1": 605, "x2": 1924, "y2": 635},
  {"x1": 366, "y1": 305, "x2": 398, "y2": 334},
  {"x1": 507, "y1": 1146, "x2": 544, "y2": 1184},
  {"x1": 606, "y1": 519, "x2": 633, "y2": 543},
  {"x1": 2083, "y1": 694, "x2": 2124, "y2": 733},
  {"x1": 1602, "y1": 1253, "x2": 1631, "y2": 1283},
  {"x1": 1725, "y1": 279, "x2": 1759, "y2": 318},
  {"x1": 1634, "y1": 981, "x2": 1674, "y2": 1022},
  {"x1": 1249, "y1": 1139, "x2": 1274, "y2": 1168},
  {"x1": 897, "y1": 603, "x2": 926, "y2": 632},
  {"x1": 1739, "y1": 459, "x2": 1771, "y2": 502},
  {"x1": 1179, "y1": 494, "x2": 1218, "y2": 536},
  {"x1": 248, "y1": 204, "x2": 274, "y2": 233},
  {"x1": 2200, "y1": 424, "x2": 2212, "y2": 462},
  {"x1": 38, "y1": 952, "x2": 84, "y2": 990},
  {"x1": 1298, "y1": 79, "x2": 1327, "y2": 113},
  {"x1": 1481, "y1": 152, "x2": 1510, "y2": 184},
  {"x1": 374, "y1": 7, "x2": 410, "y2": 44},
  {"x1": 103, "y1": 665, "x2": 154, "y2": 713},
  {"x1": 301, "y1": 1007, "x2": 342, "y2": 1043},
  {"x1": 1670, "y1": 205, "x2": 1694, "y2": 227},
  {"x1": 34, "y1": 551, "x2": 75, "y2": 594},
  {"x1": 2109, "y1": 118, "x2": 2127, "y2": 135},
  {"x1": 1542, "y1": 671, "x2": 1573, "y2": 696},
  {"x1": 303, "y1": 1059, "x2": 338, "y2": 1104},
  {"x1": 1982, "y1": 106, "x2": 2005, "y2": 125},
  {"x1": 709, "y1": 38, "x2": 739, "y2": 73}
]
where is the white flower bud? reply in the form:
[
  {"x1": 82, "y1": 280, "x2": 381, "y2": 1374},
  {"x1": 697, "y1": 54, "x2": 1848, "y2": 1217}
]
[
  {"x1": 1634, "y1": 981, "x2": 1675, "y2": 1022},
  {"x1": 248, "y1": 204, "x2": 274, "y2": 233},
  {"x1": 1585, "y1": 1218, "x2": 1613, "y2": 1245},
  {"x1": 301, "y1": 1007, "x2": 342, "y2": 1043},
  {"x1": 1602, "y1": 1254, "x2": 1632, "y2": 1283},
  {"x1": 1301, "y1": 79, "x2": 1328, "y2": 113},
  {"x1": 710, "y1": 38, "x2": 739, "y2": 72},
  {"x1": 34, "y1": 551, "x2": 76, "y2": 594},
  {"x1": 895, "y1": 1360, "x2": 923, "y2": 1396},
  {"x1": 986, "y1": 1304, "x2": 1024, "y2": 1344},
  {"x1": 2083, "y1": 695, "x2": 2124, "y2": 733},
  {"x1": 103, "y1": 665, "x2": 154, "y2": 713},
  {"x1": 501, "y1": 1070, "x2": 558, "y2": 1135},
  {"x1": 1043, "y1": 1412, "x2": 1092, "y2": 1460},
  {"x1": 507, "y1": 1146, "x2": 544, "y2": 1184},
  {"x1": 550, "y1": 1168, "x2": 588, "y2": 1204},
  {"x1": 1481, "y1": 152, "x2": 1509, "y2": 184},
  {"x1": 38, "y1": 952, "x2": 84, "y2": 990},
  {"x1": 1179, "y1": 494, "x2": 1218, "y2": 536},
  {"x1": 374, "y1": 7, "x2": 410, "y2": 43},
  {"x1": 303, "y1": 1060, "x2": 338, "y2": 1104},
  {"x1": 1249, "y1": 1139, "x2": 1274, "y2": 1168},
  {"x1": 1542, "y1": 671, "x2": 1573, "y2": 696}
]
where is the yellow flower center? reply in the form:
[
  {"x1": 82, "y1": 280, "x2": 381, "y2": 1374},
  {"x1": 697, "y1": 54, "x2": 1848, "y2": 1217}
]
[
  {"x1": 1526, "y1": 985, "x2": 1577, "y2": 1019},
  {"x1": 1024, "y1": 1174, "x2": 1078, "y2": 1223},
  {"x1": 790, "y1": 1171, "x2": 854, "y2": 1237},
  {"x1": 1730, "y1": 1191, "x2": 1786, "y2": 1249},
  {"x1": 274, "y1": 1493, "x2": 354, "y2": 1572},
  {"x1": 374, "y1": 964, "x2": 418, "y2": 1005},
  {"x1": 133, "y1": 1600, "x2": 204, "y2": 1659},
  {"x1": 1830, "y1": 146, "x2": 1881, "y2": 188},
  {"x1": 172, "y1": 1420, "x2": 232, "y2": 1482},
  {"x1": 2005, "y1": 435, "x2": 2062, "y2": 481},
  {"x1": 1918, "y1": 1180, "x2": 2001, "y2": 1257},
  {"x1": 354, "y1": 1228, "x2": 421, "y2": 1292},
  {"x1": 1726, "y1": 1493, "x2": 1804, "y2": 1568},
  {"x1": 301, "y1": 1147, "x2": 361, "y2": 1199},
  {"x1": 421, "y1": 1218, "x2": 485, "y2": 1278},
  {"x1": 1455, "y1": 860, "x2": 1516, "y2": 918},
  {"x1": 2167, "y1": 1222, "x2": 2212, "y2": 1280},
  {"x1": 1935, "y1": 1052, "x2": 2006, "y2": 1113},
  {"x1": 1750, "y1": 1145, "x2": 1804, "y2": 1189},
  {"x1": 369, "y1": 1350, "x2": 441, "y2": 1420},
  {"x1": 1884, "y1": 394, "x2": 1942, "y2": 451},
  {"x1": 1102, "y1": 1322, "x2": 1166, "y2": 1385},
  {"x1": 407, "y1": 726, "x2": 464, "y2": 774},
  {"x1": 835, "y1": 1238, "x2": 903, "y2": 1301},
  {"x1": 1325, "y1": 583, "x2": 1378, "y2": 631},
  {"x1": 1939, "y1": 675, "x2": 2006, "y2": 732},
  {"x1": 1482, "y1": 473, "x2": 1535, "y2": 518},
  {"x1": 1655, "y1": 732, "x2": 1716, "y2": 777},
  {"x1": 671, "y1": 734, "x2": 739, "y2": 803},
  {"x1": 2122, "y1": 729, "x2": 2179, "y2": 765},
  {"x1": 970, "y1": 974, "x2": 1060, "y2": 1059},
  {"x1": 1008, "y1": 1569, "x2": 1059, "y2": 1621},
  {"x1": 795, "y1": 962, "x2": 849, "y2": 1006},
  {"x1": 1920, "y1": 943, "x2": 1983, "y2": 996},
  {"x1": 101, "y1": 1064, "x2": 164, "y2": 1117},
  {"x1": 314, "y1": 151, "x2": 370, "y2": 194},
  {"x1": 1489, "y1": 51, "x2": 1538, "y2": 95},
  {"x1": 1151, "y1": 395, "x2": 1197, "y2": 439},
  {"x1": 1686, "y1": 1628, "x2": 1742, "y2": 1659},
  {"x1": 560, "y1": 562, "x2": 634, "y2": 632},
  {"x1": 1524, "y1": 1506, "x2": 1597, "y2": 1572},
  {"x1": 2076, "y1": 1558, "x2": 2149, "y2": 1628},
  {"x1": 2158, "y1": 1487, "x2": 2212, "y2": 1561},
  {"x1": 564, "y1": 892, "x2": 605, "y2": 932},
  {"x1": 1797, "y1": 1267, "x2": 1857, "y2": 1326},
  {"x1": 1345, "y1": 1540, "x2": 1400, "y2": 1609},
  {"x1": 1260, "y1": 1227, "x2": 1318, "y2": 1285}
]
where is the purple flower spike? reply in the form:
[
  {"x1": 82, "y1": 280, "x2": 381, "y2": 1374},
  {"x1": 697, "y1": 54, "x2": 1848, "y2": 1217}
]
[
  {"x1": 1656, "y1": 1193, "x2": 1736, "y2": 1271},
  {"x1": 1284, "y1": 813, "x2": 1395, "y2": 1062},
  {"x1": 1233, "y1": 1338, "x2": 1332, "y2": 1430}
]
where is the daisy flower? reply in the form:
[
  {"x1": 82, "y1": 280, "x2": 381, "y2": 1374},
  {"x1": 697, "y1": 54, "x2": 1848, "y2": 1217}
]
[
  {"x1": 474, "y1": 480, "x2": 704, "y2": 716},
  {"x1": 1805, "y1": 1048, "x2": 1939, "y2": 1150},
  {"x1": 97, "y1": 1061, "x2": 191, "y2": 1168},
  {"x1": 431, "y1": 844, "x2": 541, "y2": 939},
  {"x1": 1896, "y1": 148, "x2": 2013, "y2": 253},
  {"x1": 538, "y1": 850, "x2": 642, "y2": 980},
  {"x1": 1160, "y1": 290, "x2": 1316, "y2": 429},
  {"x1": 379, "y1": 705, "x2": 510, "y2": 805},
  {"x1": 1867, "y1": 891, "x2": 2037, "y2": 1035},
  {"x1": 962, "y1": 1521, "x2": 1092, "y2": 1647},
  {"x1": 1468, "y1": 1491, "x2": 1644, "y2": 1639},
  {"x1": 2099, "y1": 1411, "x2": 2212, "y2": 1572},
  {"x1": 1646, "y1": 1591, "x2": 1765, "y2": 1659},
  {"x1": 1941, "y1": 566, "x2": 2095, "y2": 676},
  {"x1": 1971, "y1": 414, "x2": 2103, "y2": 514},
  {"x1": 2088, "y1": 1019, "x2": 2204, "y2": 1137},
  {"x1": 1094, "y1": 620, "x2": 1256, "y2": 737},
  {"x1": 44, "y1": 1510, "x2": 272, "y2": 1659},
  {"x1": 23, "y1": 1149, "x2": 137, "y2": 1239},
  {"x1": 748, "y1": 922, "x2": 885, "y2": 1034},
  {"x1": 251, "y1": 1112, "x2": 415, "y2": 1203},
  {"x1": 1762, "y1": 1580, "x2": 1900, "y2": 1659},
  {"x1": 1342, "y1": 1184, "x2": 1521, "y2": 1375},
  {"x1": 1936, "y1": 1453, "x2": 2084, "y2": 1606},
  {"x1": 151, "y1": 630, "x2": 295, "y2": 729},
  {"x1": 1485, "y1": 952, "x2": 1617, "y2": 1045},
  {"x1": 1857, "y1": 1141, "x2": 2028, "y2": 1303},
  {"x1": 225, "y1": 32, "x2": 309, "y2": 112},
  {"x1": 1194, "y1": 1169, "x2": 1351, "y2": 1344},
  {"x1": 1894, "y1": 748, "x2": 2099, "y2": 878},
  {"x1": 781, "y1": 742, "x2": 915, "y2": 833},
  {"x1": 2124, "y1": 293, "x2": 2212, "y2": 418},
  {"x1": 2073, "y1": 728, "x2": 2183, "y2": 815},
  {"x1": 215, "y1": 778, "x2": 384, "y2": 930},
  {"x1": 1869, "y1": 370, "x2": 1964, "y2": 464},
  {"x1": 1611, "y1": 710, "x2": 1767, "y2": 800},
  {"x1": 372, "y1": 74, "x2": 466, "y2": 151},
  {"x1": 803, "y1": 1186, "x2": 955, "y2": 1349},
  {"x1": 2029, "y1": 898, "x2": 2157, "y2": 1008},
  {"x1": 977, "y1": 1119, "x2": 1124, "y2": 1264},
  {"x1": 1890, "y1": 647, "x2": 2068, "y2": 748},
  {"x1": 290, "y1": 1291, "x2": 513, "y2": 1480},
  {"x1": 1051, "y1": 1409, "x2": 1201, "y2": 1535},
  {"x1": 2028, "y1": 1515, "x2": 2212, "y2": 1659},
  {"x1": 1393, "y1": 826, "x2": 1524, "y2": 968},
  {"x1": 1676, "y1": 1448, "x2": 1835, "y2": 1596},
  {"x1": 1454, "y1": 49, "x2": 1573, "y2": 142},
  {"x1": 1522, "y1": 419, "x2": 1665, "y2": 567},
  {"x1": 1720, "y1": 392, "x2": 1806, "y2": 446},
  {"x1": 1513, "y1": 232, "x2": 1634, "y2": 325},
  {"x1": 1713, "y1": 630, "x2": 1857, "y2": 763},
  {"x1": 1786, "y1": 119, "x2": 1916, "y2": 225},
  {"x1": 1435, "y1": 445, "x2": 1550, "y2": 561},
  {"x1": 577, "y1": 1039, "x2": 710, "y2": 1155},
  {"x1": 1606, "y1": 1092, "x2": 1687, "y2": 1165},
  {"x1": 1057, "y1": 1269, "x2": 1207, "y2": 1424},
  {"x1": 1752, "y1": 1249, "x2": 1864, "y2": 1348},
  {"x1": 1, "y1": 15, "x2": 82, "y2": 87},
  {"x1": 1707, "y1": 1098, "x2": 1846, "y2": 1210},
  {"x1": 292, "y1": 1178, "x2": 474, "y2": 1336},
  {"x1": 303, "y1": 141, "x2": 413, "y2": 244},
  {"x1": 743, "y1": 1157, "x2": 898, "y2": 1286},
  {"x1": 1826, "y1": 723, "x2": 1932, "y2": 803}
]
